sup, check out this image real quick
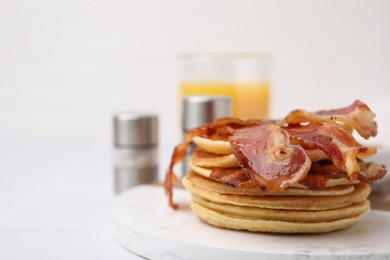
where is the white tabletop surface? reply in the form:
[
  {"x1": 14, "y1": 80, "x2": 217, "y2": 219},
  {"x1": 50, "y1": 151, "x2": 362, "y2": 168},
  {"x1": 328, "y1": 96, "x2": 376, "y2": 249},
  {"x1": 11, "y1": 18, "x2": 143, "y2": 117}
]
[{"x1": 0, "y1": 137, "x2": 141, "y2": 259}]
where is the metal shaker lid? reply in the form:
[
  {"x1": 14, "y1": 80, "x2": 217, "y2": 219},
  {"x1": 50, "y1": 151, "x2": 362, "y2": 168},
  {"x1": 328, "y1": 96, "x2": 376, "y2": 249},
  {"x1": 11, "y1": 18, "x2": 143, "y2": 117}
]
[
  {"x1": 182, "y1": 96, "x2": 232, "y2": 132},
  {"x1": 113, "y1": 112, "x2": 158, "y2": 148}
]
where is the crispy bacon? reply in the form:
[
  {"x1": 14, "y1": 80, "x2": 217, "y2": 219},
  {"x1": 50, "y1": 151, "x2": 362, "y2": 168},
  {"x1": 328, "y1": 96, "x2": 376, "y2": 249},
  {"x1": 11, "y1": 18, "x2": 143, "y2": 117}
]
[
  {"x1": 186, "y1": 117, "x2": 266, "y2": 140},
  {"x1": 357, "y1": 162, "x2": 387, "y2": 184},
  {"x1": 309, "y1": 161, "x2": 348, "y2": 177},
  {"x1": 281, "y1": 100, "x2": 377, "y2": 139},
  {"x1": 209, "y1": 168, "x2": 255, "y2": 188},
  {"x1": 299, "y1": 161, "x2": 386, "y2": 189},
  {"x1": 298, "y1": 161, "x2": 349, "y2": 189},
  {"x1": 164, "y1": 117, "x2": 265, "y2": 209},
  {"x1": 229, "y1": 124, "x2": 312, "y2": 193},
  {"x1": 305, "y1": 149, "x2": 329, "y2": 162},
  {"x1": 286, "y1": 123, "x2": 377, "y2": 178},
  {"x1": 209, "y1": 161, "x2": 386, "y2": 190},
  {"x1": 164, "y1": 101, "x2": 384, "y2": 209},
  {"x1": 164, "y1": 141, "x2": 190, "y2": 209}
]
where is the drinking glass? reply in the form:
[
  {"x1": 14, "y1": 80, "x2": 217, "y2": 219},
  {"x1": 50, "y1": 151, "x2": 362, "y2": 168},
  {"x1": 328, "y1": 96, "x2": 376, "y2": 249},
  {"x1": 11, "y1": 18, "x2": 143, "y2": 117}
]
[{"x1": 178, "y1": 53, "x2": 272, "y2": 119}]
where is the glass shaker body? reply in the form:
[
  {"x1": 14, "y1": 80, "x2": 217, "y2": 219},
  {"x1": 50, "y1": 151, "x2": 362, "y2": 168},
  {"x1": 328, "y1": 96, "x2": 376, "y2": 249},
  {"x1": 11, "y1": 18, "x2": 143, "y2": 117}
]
[
  {"x1": 114, "y1": 146, "x2": 158, "y2": 193},
  {"x1": 113, "y1": 112, "x2": 158, "y2": 193}
]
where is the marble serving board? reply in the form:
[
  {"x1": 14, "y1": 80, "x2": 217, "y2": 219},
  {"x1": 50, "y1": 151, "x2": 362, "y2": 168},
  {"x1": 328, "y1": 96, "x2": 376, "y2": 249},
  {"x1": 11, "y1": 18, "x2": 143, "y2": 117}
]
[{"x1": 112, "y1": 185, "x2": 390, "y2": 260}]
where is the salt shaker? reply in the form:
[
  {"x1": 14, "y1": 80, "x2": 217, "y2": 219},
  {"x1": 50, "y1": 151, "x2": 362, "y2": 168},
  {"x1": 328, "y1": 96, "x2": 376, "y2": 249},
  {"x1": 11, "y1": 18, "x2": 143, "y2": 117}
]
[
  {"x1": 113, "y1": 112, "x2": 158, "y2": 193},
  {"x1": 181, "y1": 96, "x2": 232, "y2": 177}
]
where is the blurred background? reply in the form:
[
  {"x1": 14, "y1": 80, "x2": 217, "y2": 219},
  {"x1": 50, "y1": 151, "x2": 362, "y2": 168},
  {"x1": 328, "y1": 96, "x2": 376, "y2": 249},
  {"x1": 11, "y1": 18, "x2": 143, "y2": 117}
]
[
  {"x1": 0, "y1": 0, "x2": 389, "y2": 258},
  {"x1": 2, "y1": 0, "x2": 390, "y2": 168}
]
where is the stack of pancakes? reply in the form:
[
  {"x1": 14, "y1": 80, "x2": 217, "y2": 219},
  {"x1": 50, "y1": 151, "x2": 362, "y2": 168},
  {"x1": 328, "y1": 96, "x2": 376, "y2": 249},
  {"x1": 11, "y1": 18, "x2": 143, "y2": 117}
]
[
  {"x1": 181, "y1": 136, "x2": 372, "y2": 234},
  {"x1": 165, "y1": 101, "x2": 386, "y2": 234}
]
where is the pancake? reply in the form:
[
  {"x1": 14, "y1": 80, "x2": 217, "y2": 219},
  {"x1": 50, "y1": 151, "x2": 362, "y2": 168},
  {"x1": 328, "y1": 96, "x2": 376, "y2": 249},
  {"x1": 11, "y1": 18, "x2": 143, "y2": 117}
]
[
  {"x1": 184, "y1": 171, "x2": 370, "y2": 233},
  {"x1": 186, "y1": 171, "x2": 356, "y2": 197},
  {"x1": 191, "y1": 150, "x2": 239, "y2": 168},
  {"x1": 192, "y1": 195, "x2": 370, "y2": 223},
  {"x1": 165, "y1": 102, "x2": 384, "y2": 234},
  {"x1": 184, "y1": 135, "x2": 371, "y2": 233},
  {"x1": 193, "y1": 136, "x2": 232, "y2": 155},
  {"x1": 190, "y1": 200, "x2": 369, "y2": 233},
  {"x1": 182, "y1": 176, "x2": 371, "y2": 210}
]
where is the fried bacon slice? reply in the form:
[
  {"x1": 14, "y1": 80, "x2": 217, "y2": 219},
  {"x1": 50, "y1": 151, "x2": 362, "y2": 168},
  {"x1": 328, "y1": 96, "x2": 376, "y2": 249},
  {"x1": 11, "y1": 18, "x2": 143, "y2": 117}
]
[
  {"x1": 186, "y1": 117, "x2": 265, "y2": 140},
  {"x1": 164, "y1": 117, "x2": 264, "y2": 209},
  {"x1": 164, "y1": 141, "x2": 188, "y2": 209},
  {"x1": 229, "y1": 124, "x2": 312, "y2": 193},
  {"x1": 357, "y1": 162, "x2": 387, "y2": 184},
  {"x1": 281, "y1": 100, "x2": 377, "y2": 139},
  {"x1": 209, "y1": 161, "x2": 386, "y2": 190},
  {"x1": 164, "y1": 101, "x2": 383, "y2": 209},
  {"x1": 209, "y1": 168, "x2": 255, "y2": 188},
  {"x1": 286, "y1": 123, "x2": 377, "y2": 178},
  {"x1": 305, "y1": 149, "x2": 329, "y2": 162}
]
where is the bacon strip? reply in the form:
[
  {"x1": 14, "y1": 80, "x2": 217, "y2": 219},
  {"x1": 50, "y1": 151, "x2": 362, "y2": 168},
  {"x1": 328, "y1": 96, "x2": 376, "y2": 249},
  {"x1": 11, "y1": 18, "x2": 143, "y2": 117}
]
[
  {"x1": 209, "y1": 168, "x2": 255, "y2": 188},
  {"x1": 281, "y1": 100, "x2": 377, "y2": 139},
  {"x1": 164, "y1": 101, "x2": 383, "y2": 209},
  {"x1": 286, "y1": 123, "x2": 377, "y2": 178},
  {"x1": 209, "y1": 161, "x2": 386, "y2": 190},
  {"x1": 357, "y1": 162, "x2": 387, "y2": 184},
  {"x1": 164, "y1": 117, "x2": 265, "y2": 209},
  {"x1": 299, "y1": 161, "x2": 386, "y2": 189},
  {"x1": 186, "y1": 117, "x2": 266, "y2": 140},
  {"x1": 164, "y1": 140, "x2": 190, "y2": 209},
  {"x1": 305, "y1": 149, "x2": 329, "y2": 162},
  {"x1": 230, "y1": 124, "x2": 312, "y2": 193}
]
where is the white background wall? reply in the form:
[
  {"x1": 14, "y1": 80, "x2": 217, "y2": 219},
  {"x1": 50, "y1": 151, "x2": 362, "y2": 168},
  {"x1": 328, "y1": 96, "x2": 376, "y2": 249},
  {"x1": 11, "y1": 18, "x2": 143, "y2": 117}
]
[{"x1": 1, "y1": 0, "x2": 390, "y2": 179}]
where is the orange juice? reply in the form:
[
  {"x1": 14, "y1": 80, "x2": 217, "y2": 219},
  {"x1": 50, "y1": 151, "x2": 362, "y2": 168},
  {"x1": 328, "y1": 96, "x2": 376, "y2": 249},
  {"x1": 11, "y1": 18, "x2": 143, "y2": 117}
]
[{"x1": 180, "y1": 82, "x2": 270, "y2": 119}]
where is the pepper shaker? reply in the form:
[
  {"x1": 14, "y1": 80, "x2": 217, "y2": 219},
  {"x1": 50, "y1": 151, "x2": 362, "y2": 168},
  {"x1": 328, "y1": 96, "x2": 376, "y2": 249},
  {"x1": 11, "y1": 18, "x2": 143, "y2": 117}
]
[{"x1": 113, "y1": 112, "x2": 158, "y2": 193}]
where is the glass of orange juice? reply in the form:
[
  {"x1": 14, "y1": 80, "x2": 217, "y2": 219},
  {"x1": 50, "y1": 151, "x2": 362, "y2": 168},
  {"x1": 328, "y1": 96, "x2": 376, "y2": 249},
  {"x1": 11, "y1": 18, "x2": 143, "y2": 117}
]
[{"x1": 178, "y1": 53, "x2": 271, "y2": 119}]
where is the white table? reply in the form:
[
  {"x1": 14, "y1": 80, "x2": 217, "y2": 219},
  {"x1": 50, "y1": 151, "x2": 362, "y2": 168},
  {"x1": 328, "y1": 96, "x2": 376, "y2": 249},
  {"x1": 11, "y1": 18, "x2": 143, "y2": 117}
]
[{"x1": 0, "y1": 137, "x2": 140, "y2": 259}]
